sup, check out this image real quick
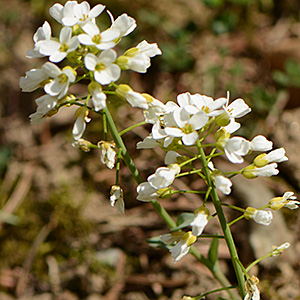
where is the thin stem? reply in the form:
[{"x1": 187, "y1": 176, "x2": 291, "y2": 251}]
[
  {"x1": 119, "y1": 121, "x2": 148, "y2": 136},
  {"x1": 196, "y1": 139, "x2": 246, "y2": 298}
]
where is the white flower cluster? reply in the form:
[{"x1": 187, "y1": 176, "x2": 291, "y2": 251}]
[{"x1": 20, "y1": 0, "x2": 161, "y2": 139}]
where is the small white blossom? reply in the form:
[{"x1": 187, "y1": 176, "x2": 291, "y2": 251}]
[
  {"x1": 110, "y1": 185, "x2": 124, "y2": 214},
  {"x1": 136, "y1": 135, "x2": 160, "y2": 149},
  {"x1": 169, "y1": 231, "x2": 197, "y2": 262},
  {"x1": 72, "y1": 106, "x2": 91, "y2": 140},
  {"x1": 27, "y1": 21, "x2": 52, "y2": 58},
  {"x1": 136, "y1": 182, "x2": 159, "y2": 201},
  {"x1": 223, "y1": 91, "x2": 251, "y2": 119},
  {"x1": 43, "y1": 62, "x2": 76, "y2": 99},
  {"x1": 164, "y1": 106, "x2": 209, "y2": 146},
  {"x1": 269, "y1": 191, "x2": 299, "y2": 210},
  {"x1": 147, "y1": 164, "x2": 180, "y2": 189},
  {"x1": 20, "y1": 68, "x2": 49, "y2": 92},
  {"x1": 88, "y1": 82, "x2": 107, "y2": 111},
  {"x1": 190, "y1": 207, "x2": 209, "y2": 236},
  {"x1": 110, "y1": 13, "x2": 136, "y2": 38},
  {"x1": 182, "y1": 92, "x2": 227, "y2": 117},
  {"x1": 78, "y1": 22, "x2": 119, "y2": 50},
  {"x1": 116, "y1": 84, "x2": 148, "y2": 109},
  {"x1": 208, "y1": 162, "x2": 232, "y2": 195},
  {"x1": 72, "y1": 138, "x2": 91, "y2": 152},
  {"x1": 50, "y1": 1, "x2": 105, "y2": 27},
  {"x1": 254, "y1": 148, "x2": 288, "y2": 167},
  {"x1": 245, "y1": 207, "x2": 273, "y2": 225},
  {"x1": 85, "y1": 50, "x2": 121, "y2": 85},
  {"x1": 223, "y1": 136, "x2": 250, "y2": 164},
  {"x1": 242, "y1": 163, "x2": 279, "y2": 179},
  {"x1": 250, "y1": 135, "x2": 273, "y2": 152},
  {"x1": 98, "y1": 141, "x2": 116, "y2": 169},
  {"x1": 38, "y1": 27, "x2": 79, "y2": 63},
  {"x1": 164, "y1": 151, "x2": 181, "y2": 165},
  {"x1": 29, "y1": 95, "x2": 59, "y2": 124},
  {"x1": 244, "y1": 276, "x2": 260, "y2": 300},
  {"x1": 117, "y1": 40, "x2": 162, "y2": 73}
]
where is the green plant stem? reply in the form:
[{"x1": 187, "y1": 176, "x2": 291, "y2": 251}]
[
  {"x1": 196, "y1": 140, "x2": 246, "y2": 298},
  {"x1": 104, "y1": 106, "x2": 176, "y2": 228},
  {"x1": 119, "y1": 121, "x2": 148, "y2": 136},
  {"x1": 104, "y1": 106, "x2": 238, "y2": 299}
]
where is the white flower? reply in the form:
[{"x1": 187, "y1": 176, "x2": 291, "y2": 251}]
[
  {"x1": 116, "y1": 84, "x2": 148, "y2": 109},
  {"x1": 78, "y1": 22, "x2": 119, "y2": 50},
  {"x1": 98, "y1": 141, "x2": 116, "y2": 169},
  {"x1": 244, "y1": 276, "x2": 260, "y2": 300},
  {"x1": 38, "y1": 27, "x2": 79, "y2": 63},
  {"x1": 19, "y1": 68, "x2": 48, "y2": 92},
  {"x1": 136, "y1": 182, "x2": 159, "y2": 201},
  {"x1": 208, "y1": 162, "x2": 232, "y2": 195},
  {"x1": 183, "y1": 92, "x2": 227, "y2": 117},
  {"x1": 245, "y1": 207, "x2": 273, "y2": 225},
  {"x1": 223, "y1": 91, "x2": 251, "y2": 119},
  {"x1": 147, "y1": 164, "x2": 180, "y2": 189},
  {"x1": 164, "y1": 107, "x2": 209, "y2": 146},
  {"x1": 72, "y1": 106, "x2": 91, "y2": 140},
  {"x1": 164, "y1": 151, "x2": 181, "y2": 165},
  {"x1": 72, "y1": 138, "x2": 91, "y2": 152},
  {"x1": 213, "y1": 173, "x2": 232, "y2": 195},
  {"x1": 142, "y1": 94, "x2": 167, "y2": 124},
  {"x1": 250, "y1": 135, "x2": 273, "y2": 152},
  {"x1": 242, "y1": 163, "x2": 279, "y2": 179},
  {"x1": 223, "y1": 136, "x2": 250, "y2": 164},
  {"x1": 169, "y1": 231, "x2": 197, "y2": 262},
  {"x1": 110, "y1": 13, "x2": 137, "y2": 38},
  {"x1": 84, "y1": 50, "x2": 121, "y2": 85},
  {"x1": 269, "y1": 191, "x2": 299, "y2": 210},
  {"x1": 29, "y1": 95, "x2": 59, "y2": 124},
  {"x1": 27, "y1": 21, "x2": 52, "y2": 58},
  {"x1": 136, "y1": 135, "x2": 160, "y2": 149},
  {"x1": 88, "y1": 82, "x2": 107, "y2": 111},
  {"x1": 110, "y1": 185, "x2": 124, "y2": 214},
  {"x1": 50, "y1": 1, "x2": 105, "y2": 27},
  {"x1": 254, "y1": 148, "x2": 288, "y2": 167},
  {"x1": 190, "y1": 207, "x2": 209, "y2": 236},
  {"x1": 117, "y1": 40, "x2": 162, "y2": 73},
  {"x1": 43, "y1": 62, "x2": 76, "y2": 99}
]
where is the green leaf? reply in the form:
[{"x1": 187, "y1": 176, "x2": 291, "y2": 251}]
[
  {"x1": 172, "y1": 212, "x2": 194, "y2": 231},
  {"x1": 208, "y1": 235, "x2": 219, "y2": 266},
  {"x1": 146, "y1": 236, "x2": 170, "y2": 249}
]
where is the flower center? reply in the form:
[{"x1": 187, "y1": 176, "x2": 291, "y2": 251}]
[
  {"x1": 58, "y1": 73, "x2": 68, "y2": 83},
  {"x1": 181, "y1": 123, "x2": 194, "y2": 134},
  {"x1": 79, "y1": 14, "x2": 88, "y2": 22},
  {"x1": 95, "y1": 62, "x2": 105, "y2": 72},
  {"x1": 59, "y1": 43, "x2": 69, "y2": 52},
  {"x1": 201, "y1": 105, "x2": 210, "y2": 114},
  {"x1": 92, "y1": 34, "x2": 101, "y2": 44}
]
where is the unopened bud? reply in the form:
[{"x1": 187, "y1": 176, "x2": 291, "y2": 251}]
[
  {"x1": 242, "y1": 165, "x2": 258, "y2": 179},
  {"x1": 253, "y1": 153, "x2": 268, "y2": 167},
  {"x1": 215, "y1": 111, "x2": 230, "y2": 127}
]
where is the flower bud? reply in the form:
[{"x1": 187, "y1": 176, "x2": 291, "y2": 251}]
[
  {"x1": 157, "y1": 187, "x2": 173, "y2": 199},
  {"x1": 242, "y1": 165, "x2": 258, "y2": 179},
  {"x1": 215, "y1": 111, "x2": 230, "y2": 127},
  {"x1": 269, "y1": 197, "x2": 285, "y2": 210},
  {"x1": 115, "y1": 55, "x2": 129, "y2": 69},
  {"x1": 115, "y1": 84, "x2": 132, "y2": 100},
  {"x1": 271, "y1": 242, "x2": 290, "y2": 256},
  {"x1": 253, "y1": 153, "x2": 269, "y2": 167}
]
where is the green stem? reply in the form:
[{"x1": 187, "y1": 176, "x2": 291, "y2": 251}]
[
  {"x1": 104, "y1": 106, "x2": 238, "y2": 298},
  {"x1": 196, "y1": 140, "x2": 246, "y2": 298},
  {"x1": 119, "y1": 121, "x2": 148, "y2": 136},
  {"x1": 105, "y1": 106, "x2": 176, "y2": 229}
]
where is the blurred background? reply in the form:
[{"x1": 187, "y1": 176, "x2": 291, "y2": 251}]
[{"x1": 0, "y1": 0, "x2": 300, "y2": 299}]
